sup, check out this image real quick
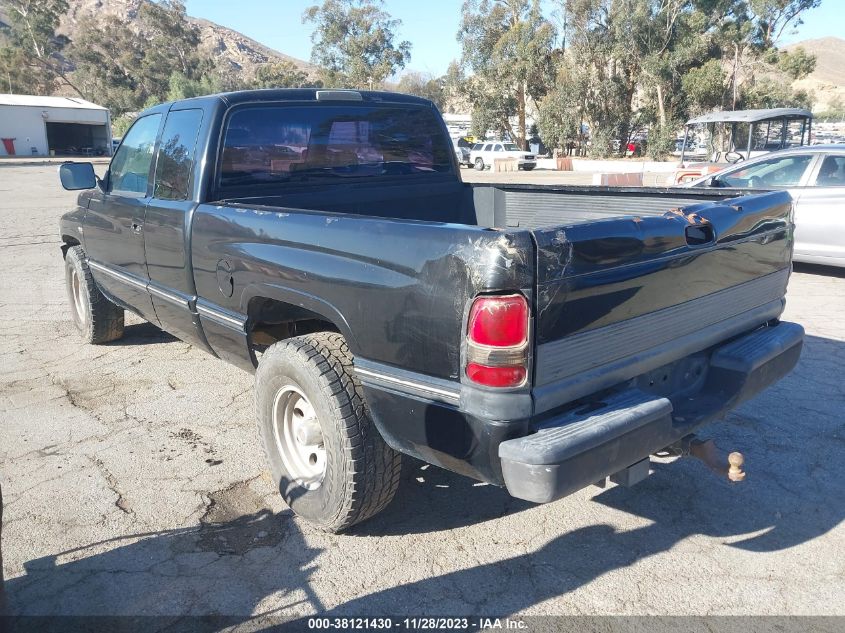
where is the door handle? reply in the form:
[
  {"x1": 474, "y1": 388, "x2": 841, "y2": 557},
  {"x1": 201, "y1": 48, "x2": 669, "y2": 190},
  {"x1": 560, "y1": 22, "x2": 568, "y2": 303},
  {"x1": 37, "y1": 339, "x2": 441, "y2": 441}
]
[{"x1": 131, "y1": 221, "x2": 143, "y2": 235}]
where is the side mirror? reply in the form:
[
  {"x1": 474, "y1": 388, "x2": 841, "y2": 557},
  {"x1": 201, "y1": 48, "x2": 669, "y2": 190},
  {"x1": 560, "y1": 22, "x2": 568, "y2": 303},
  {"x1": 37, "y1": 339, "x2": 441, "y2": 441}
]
[
  {"x1": 58, "y1": 162, "x2": 97, "y2": 190},
  {"x1": 705, "y1": 176, "x2": 722, "y2": 188}
]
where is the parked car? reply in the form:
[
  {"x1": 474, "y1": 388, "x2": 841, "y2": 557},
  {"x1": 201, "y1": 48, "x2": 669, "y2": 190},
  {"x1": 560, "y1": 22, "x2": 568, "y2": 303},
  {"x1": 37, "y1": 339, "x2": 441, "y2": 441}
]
[
  {"x1": 469, "y1": 141, "x2": 536, "y2": 170},
  {"x1": 687, "y1": 145, "x2": 845, "y2": 268},
  {"x1": 452, "y1": 136, "x2": 474, "y2": 167},
  {"x1": 58, "y1": 89, "x2": 802, "y2": 532}
]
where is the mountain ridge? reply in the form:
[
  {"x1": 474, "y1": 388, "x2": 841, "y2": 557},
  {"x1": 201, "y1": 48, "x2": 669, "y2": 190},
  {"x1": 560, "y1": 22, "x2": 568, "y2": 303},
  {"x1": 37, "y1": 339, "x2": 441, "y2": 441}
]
[
  {"x1": 57, "y1": 0, "x2": 317, "y2": 80},
  {"x1": 784, "y1": 36, "x2": 845, "y2": 111}
]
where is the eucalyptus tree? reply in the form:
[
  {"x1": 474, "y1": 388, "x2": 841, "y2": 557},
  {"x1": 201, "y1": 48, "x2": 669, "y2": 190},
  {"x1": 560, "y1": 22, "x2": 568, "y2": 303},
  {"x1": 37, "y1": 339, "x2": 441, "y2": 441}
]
[
  {"x1": 458, "y1": 0, "x2": 557, "y2": 148},
  {"x1": 303, "y1": 0, "x2": 411, "y2": 89}
]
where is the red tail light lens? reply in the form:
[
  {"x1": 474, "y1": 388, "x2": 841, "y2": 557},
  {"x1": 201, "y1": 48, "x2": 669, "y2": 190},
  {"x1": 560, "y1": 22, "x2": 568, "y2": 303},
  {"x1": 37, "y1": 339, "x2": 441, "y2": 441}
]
[
  {"x1": 465, "y1": 294, "x2": 529, "y2": 388},
  {"x1": 466, "y1": 363, "x2": 527, "y2": 388},
  {"x1": 467, "y1": 295, "x2": 529, "y2": 347}
]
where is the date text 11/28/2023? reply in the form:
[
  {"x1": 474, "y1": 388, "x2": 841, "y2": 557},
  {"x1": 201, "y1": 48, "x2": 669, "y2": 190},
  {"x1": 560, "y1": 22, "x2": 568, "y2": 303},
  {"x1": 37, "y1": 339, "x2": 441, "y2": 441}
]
[{"x1": 307, "y1": 617, "x2": 528, "y2": 630}]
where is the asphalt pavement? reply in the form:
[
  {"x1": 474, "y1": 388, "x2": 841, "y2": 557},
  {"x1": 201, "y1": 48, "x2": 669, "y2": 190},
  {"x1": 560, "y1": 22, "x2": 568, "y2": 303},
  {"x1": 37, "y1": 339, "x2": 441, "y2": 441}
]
[{"x1": 0, "y1": 164, "x2": 843, "y2": 621}]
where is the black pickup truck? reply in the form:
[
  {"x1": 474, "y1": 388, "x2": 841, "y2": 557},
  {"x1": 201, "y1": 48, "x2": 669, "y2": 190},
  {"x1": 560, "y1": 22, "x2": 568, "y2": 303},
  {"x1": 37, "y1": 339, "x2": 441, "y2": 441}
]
[{"x1": 58, "y1": 89, "x2": 803, "y2": 532}]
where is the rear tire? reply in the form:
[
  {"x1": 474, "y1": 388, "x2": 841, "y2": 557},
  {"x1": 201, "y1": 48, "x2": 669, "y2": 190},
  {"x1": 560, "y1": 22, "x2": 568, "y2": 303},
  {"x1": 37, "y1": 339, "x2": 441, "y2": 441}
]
[
  {"x1": 255, "y1": 332, "x2": 402, "y2": 532},
  {"x1": 64, "y1": 246, "x2": 124, "y2": 344}
]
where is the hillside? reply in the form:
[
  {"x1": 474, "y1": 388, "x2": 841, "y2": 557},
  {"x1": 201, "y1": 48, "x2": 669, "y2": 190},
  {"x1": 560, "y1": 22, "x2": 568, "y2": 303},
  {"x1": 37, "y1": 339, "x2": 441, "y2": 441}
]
[
  {"x1": 785, "y1": 37, "x2": 845, "y2": 112},
  {"x1": 57, "y1": 0, "x2": 317, "y2": 79}
]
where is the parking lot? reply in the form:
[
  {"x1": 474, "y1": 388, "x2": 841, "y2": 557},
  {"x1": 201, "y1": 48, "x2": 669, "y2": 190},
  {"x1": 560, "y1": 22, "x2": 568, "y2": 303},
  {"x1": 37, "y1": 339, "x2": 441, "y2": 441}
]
[{"x1": 1, "y1": 163, "x2": 844, "y2": 620}]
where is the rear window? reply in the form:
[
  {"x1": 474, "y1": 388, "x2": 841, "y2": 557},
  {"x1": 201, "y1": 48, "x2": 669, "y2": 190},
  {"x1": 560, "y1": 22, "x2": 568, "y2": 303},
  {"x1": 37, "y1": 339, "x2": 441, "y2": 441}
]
[{"x1": 219, "y1": 104, "x2": 453, "y2": 188}]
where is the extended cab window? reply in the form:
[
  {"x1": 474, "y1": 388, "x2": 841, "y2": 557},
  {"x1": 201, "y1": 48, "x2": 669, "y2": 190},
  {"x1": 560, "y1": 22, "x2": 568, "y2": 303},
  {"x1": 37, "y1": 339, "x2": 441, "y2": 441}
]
[
  {"x1": 154, "y1": 109, "x2": 203, "y2": 200},
  {"x1": 219, "y1": 104, "x2": 453, "y2": 188},
  {"x1": 110, "y1": 114, "x2": 161, "y2": 195}
]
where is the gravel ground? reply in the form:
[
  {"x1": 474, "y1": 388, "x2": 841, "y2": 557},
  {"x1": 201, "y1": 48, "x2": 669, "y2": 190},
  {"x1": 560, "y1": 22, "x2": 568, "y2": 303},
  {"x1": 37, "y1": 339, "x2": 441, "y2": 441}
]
[{"x1": 0, "y1": 165, "x2": 843, "y2": 621}]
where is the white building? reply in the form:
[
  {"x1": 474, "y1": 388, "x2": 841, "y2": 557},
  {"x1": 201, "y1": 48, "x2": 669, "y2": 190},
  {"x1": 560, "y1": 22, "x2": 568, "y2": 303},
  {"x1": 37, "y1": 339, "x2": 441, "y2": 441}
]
[{"x1": 0, "y1": 94, "x2": 111, "y2": 157}]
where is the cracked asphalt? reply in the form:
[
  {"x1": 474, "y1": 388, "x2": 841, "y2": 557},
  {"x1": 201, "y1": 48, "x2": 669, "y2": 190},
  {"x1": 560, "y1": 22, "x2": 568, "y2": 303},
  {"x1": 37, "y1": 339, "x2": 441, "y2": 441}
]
[{"x1": 1, "y1": 164, "x2": 844, "y2": 618}]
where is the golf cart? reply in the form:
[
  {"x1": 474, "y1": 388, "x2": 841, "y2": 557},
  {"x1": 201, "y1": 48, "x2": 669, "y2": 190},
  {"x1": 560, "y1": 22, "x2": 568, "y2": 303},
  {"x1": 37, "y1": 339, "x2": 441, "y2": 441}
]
[{"x1": 674, "y1": 108, "x2": 813, "y2": 184}]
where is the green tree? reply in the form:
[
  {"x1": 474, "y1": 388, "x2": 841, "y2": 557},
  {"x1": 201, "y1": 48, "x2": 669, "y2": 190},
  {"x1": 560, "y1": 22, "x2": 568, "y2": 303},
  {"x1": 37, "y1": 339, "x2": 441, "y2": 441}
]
[
  {"x1": 776, "y1": 46, "x2": 816, "y2": 80},
  {"x1": 441, "y1": 60, "x2": 471, "y2": 113},
  {"x1": 252, "y1": 61, "x2": 316, "y2": 89},
  {"x1": 67, "y1": 15, "x2": 144, "y2": 113},
  {"x1": 303, "y1": 0, "x2": 411, "y2": 89},
  {"x1": 706, "y1": 0, "x2": 820, "y2": 108},
  {"x1": 536, "y1": 59, "x2": 584, "y2": 152},
  {"x1": 458, "y1": 0, "x2": 556, "y2": 148},
  {"x1": 395, "y1": 71, "x2": 445, "y2": 109},
  {"x1": 135, "y1": 0, "x2": 209, "y2": 99},
  {"x1": 681, "y1": 58, "x2": 729, "y2": 115},
  {"x1": 562, "y1": 0, "x2": 637, "y2": 156},
  {"x1": 0, "y1": 0, "x2": 83, "y2": 95},
  {"x1": 67, "y1": 1, "x2": 217, "y2": 114}
]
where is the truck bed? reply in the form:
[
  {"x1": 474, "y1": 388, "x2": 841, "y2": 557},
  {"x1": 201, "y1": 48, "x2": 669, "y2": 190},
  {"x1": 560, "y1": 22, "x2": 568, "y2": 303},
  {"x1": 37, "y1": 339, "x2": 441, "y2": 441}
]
[{"x1": 224, "y1": 181, "x2": 757, "y2": 229}]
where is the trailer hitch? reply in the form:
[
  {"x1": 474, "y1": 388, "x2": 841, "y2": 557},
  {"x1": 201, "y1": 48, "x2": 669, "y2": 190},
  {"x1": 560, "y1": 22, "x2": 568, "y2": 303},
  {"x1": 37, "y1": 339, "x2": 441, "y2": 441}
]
[{"x1": 665, "y1": 436, "x2": 746, "y2": 482}]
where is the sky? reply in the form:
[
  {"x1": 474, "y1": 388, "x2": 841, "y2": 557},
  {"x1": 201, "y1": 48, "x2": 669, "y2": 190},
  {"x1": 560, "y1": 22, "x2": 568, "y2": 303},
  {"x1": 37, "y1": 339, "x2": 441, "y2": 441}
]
[
  {"x1": 185, "y1": 0, "x2": 842, "y2": 78},
  {"x1": 185, "y1": 0, "x2": 466, "y2": 77}
]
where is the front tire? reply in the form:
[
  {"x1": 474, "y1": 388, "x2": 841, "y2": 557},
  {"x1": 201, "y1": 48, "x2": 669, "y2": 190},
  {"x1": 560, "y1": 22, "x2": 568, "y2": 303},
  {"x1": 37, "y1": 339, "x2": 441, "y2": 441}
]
[
  {"x1": 64, "y1": 245, "x2": 124, "y2": 344},
  {"x1": 474, "y1": 157, "x2": 485, "y2": 171},
  {"x1": 255, "y1": 332, "x2": 402, "y2": 532}
]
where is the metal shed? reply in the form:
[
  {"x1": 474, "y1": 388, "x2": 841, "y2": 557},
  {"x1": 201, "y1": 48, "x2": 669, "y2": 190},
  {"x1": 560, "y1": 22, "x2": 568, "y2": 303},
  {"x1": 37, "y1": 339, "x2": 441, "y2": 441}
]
[{"x1": 0, "y1": 94, "x2": 112, "y2": 157}]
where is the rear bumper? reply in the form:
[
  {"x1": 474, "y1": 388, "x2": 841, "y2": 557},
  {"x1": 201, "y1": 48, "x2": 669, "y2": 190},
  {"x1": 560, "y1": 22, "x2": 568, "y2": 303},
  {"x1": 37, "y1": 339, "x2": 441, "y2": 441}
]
[{"x1": 498, "y1": 321, "x2": 804, "y2": 503}]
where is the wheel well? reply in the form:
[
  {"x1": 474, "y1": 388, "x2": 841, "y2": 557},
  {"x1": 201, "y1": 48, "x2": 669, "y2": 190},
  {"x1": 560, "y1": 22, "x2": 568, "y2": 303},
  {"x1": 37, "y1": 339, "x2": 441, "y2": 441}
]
[
  {"x1": 61, "y1": 237, "x2": 80, "y2": 257},
  {"x1": 247, "y1": 297, "x2": 340, "y2": 358}
]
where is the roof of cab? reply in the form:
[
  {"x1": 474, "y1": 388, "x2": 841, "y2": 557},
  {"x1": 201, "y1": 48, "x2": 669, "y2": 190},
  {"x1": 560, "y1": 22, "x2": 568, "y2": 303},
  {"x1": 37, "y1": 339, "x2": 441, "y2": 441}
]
[{"x1": 142, "y1": 88, "x2": 434, "y2": 116}]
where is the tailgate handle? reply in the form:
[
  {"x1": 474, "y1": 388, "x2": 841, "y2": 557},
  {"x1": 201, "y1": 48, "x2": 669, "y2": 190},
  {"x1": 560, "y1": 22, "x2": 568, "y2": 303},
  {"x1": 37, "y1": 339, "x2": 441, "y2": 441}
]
[{"x1": 685, "y1": 223, "x2": 715, "y2": 246}]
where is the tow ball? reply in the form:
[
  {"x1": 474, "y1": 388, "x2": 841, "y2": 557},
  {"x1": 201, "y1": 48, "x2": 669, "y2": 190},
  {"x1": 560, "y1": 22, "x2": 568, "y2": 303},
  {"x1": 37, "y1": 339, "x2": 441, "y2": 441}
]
[{"x1": 669, "y1": 436, "x2": 746, "y2": 482}]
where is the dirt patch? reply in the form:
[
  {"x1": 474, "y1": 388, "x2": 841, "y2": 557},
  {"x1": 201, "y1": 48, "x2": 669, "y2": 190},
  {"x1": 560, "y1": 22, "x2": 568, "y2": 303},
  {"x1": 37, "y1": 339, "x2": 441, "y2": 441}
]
[{"x1": 196, "y1": 479, "x2": 287, "y2": 555}]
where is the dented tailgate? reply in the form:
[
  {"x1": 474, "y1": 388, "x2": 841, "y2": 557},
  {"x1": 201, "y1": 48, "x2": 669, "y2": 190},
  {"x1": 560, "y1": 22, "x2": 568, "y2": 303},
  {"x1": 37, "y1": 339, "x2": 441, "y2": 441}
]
[{"x1": 530, "y1": 190, "x2": 794, "y2": 414}]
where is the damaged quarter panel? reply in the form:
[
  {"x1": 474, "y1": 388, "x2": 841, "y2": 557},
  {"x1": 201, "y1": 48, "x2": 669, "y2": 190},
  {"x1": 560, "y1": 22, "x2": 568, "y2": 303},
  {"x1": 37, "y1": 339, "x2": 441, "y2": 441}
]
[{"x1": 190, "y1": 204, "x2": 534, "y2": 380}]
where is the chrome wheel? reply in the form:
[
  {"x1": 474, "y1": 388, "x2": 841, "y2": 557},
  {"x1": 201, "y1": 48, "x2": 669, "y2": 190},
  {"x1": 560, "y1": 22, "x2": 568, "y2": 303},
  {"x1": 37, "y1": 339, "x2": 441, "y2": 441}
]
[
  {"x1": 68, "y1": 265, "x2": 87, "y2": 329},
  {"x1": 272, "y1": 385, "x2": 326, "y2": 490}
]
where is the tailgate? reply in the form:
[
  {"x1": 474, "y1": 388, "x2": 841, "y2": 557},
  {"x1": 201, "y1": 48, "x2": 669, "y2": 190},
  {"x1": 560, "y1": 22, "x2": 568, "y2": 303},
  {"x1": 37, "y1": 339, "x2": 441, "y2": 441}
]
[{"x1": 531, "y1": 190, "x2": 794, "y2": 414}]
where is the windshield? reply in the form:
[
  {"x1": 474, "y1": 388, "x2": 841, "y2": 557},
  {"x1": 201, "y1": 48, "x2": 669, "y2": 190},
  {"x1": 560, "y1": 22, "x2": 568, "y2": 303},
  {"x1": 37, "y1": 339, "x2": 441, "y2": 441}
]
[
  {"x1": 219, "y1": 104, "x2": 454, "y2": 188},
  {"x1": 503, "y1": 143, "x2": 520, "y2": 151}
]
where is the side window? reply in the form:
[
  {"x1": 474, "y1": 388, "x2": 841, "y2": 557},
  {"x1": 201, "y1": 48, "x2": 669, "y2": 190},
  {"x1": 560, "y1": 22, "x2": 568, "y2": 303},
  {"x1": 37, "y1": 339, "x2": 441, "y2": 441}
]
[
  {"x1": 109, "y1": 114, "x2": 161, "y2": 195},
  {"x1": 494, "y1": 144, "x2": 503, "y2": 152},
  {"x1": 483, "y1": 144, "x2": 492, "y2": 152},
  {"x1": 814, "y1": 156, "x2": 845, "y2": 187},
  {"x1": 719, "y1": 154, "x2": 814, "y2": 188},
  {"x1": 154, "y1": 109, "x2": 204, "y2": 201}
]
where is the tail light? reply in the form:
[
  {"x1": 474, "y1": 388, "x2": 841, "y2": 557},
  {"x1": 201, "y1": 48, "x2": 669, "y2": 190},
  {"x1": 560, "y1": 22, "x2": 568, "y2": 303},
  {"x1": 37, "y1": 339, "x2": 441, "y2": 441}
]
[{"x1": 465, "y1": 294, "x2": 529, "y2": 388}]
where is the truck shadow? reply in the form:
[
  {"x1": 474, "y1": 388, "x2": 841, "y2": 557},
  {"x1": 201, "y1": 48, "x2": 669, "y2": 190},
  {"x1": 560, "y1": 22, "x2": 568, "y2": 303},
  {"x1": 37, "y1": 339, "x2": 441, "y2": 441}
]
[
  {"x1": 793, "y1": 262, "x2": 845, "y2": 279},
  {"x1": 2, "y1": 335, "x2": 842, "y2": 619},
  {"x1": 108, "y1": 321, "x2": 178, "y2": 346}
]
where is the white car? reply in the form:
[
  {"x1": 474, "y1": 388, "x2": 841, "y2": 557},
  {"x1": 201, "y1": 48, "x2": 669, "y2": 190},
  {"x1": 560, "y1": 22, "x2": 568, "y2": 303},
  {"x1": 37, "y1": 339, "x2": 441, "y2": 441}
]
[
  {"x1": 469, "y1": 142, "x2": 536, "y2": 171},
  {"x1": 686, "y1": 145, "x2": 845, "y2": 268}
]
